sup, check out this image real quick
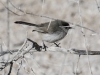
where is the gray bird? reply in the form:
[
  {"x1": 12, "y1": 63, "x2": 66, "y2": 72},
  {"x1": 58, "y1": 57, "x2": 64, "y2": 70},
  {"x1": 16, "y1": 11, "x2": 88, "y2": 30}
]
[{"x1": 15, "y1": 20, "x2": 72, "y2": 49}]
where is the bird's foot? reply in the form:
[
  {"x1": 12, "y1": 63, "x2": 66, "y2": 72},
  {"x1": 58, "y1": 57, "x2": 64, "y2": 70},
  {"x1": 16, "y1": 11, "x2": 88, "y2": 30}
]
[
  {"x1": 54, "y1": 42, "x2": 61, "y2": 47},
  {"x1": 42, "y1": 42, "x2": 48, "y2": 51}
]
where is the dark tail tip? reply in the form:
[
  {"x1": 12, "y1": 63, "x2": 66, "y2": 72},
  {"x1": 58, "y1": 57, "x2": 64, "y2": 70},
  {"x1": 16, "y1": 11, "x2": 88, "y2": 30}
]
[
  {"x1": 14, "y1": 21, "x2": 21, "y2": 24},
  {"x1": 14, "y1": 21, "x2": 37, "y2": 26},
  {"x1": 15, "y1": 21, "x2": 28, "y2": 24}
]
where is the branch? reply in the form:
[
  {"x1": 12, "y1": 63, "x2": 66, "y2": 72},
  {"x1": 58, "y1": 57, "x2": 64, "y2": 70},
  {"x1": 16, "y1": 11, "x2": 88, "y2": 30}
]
[
  {"x1": 0, "y1": 39, "x2": 100, "y2": 71},
  {"x1": 0, "y1": 49, "x2": 18, "y2": 56},
  {"x1": 69, "y1": 49, "x2": 100, "y2": 55},
  {"x1": 47, "y1": 47, "x2": 100, "y2": 55},
  {"x1": 0, "y1": 40, "x2": 100, "y2": 57},
  {"x1": 94, "y1": 0, "x2": 100, "y2": 12},
  {"x1": 8, "y1": 61, "x2": 13, "y2": 75}
]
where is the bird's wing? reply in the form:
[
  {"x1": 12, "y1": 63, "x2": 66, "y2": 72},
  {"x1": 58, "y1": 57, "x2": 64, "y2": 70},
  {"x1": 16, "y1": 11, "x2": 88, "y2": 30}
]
[{"x1": 38, "y1": 20, "x2": 59, "y2": 34}]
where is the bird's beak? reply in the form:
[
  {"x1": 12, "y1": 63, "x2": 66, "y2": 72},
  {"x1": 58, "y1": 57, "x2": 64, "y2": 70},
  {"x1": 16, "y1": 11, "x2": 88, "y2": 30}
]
[
  {"x1": 32, "y1": 30, "x2": 36, "y2": 32},
  {"x1": 59, "y1": 26, "x2": 74, "y2": 29},
  {"x1": 69, "y1": 27, "x2": 75, "y2": 29},
  {"x1": 69, "y1": 27, "x2": 72, "y2": 29}
]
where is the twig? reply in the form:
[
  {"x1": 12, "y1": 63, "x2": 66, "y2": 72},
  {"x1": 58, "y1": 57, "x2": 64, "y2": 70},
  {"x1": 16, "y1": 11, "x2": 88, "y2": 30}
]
[
  {"x1": 94, "y1": 0, "x2": 100, "y2": 12},
  {"x1": 0, "y1": 49, "x2": 18, "y2": 56},
  {"x1": 77, "y1": 0, "x2": 93, "y2": 75},
  {"x1": 23, "y1": 57, "x2": 36, "y2": 75},
  {"x1": 1, "y1": 39, "x2": 100, "y2": 72},
  {"x1": 0, "y1": 0, "x2": 22, "y2": 16},
  {"x1": 10, "y1": 38, "x2": 27, "y2": 61},
  {"x1": 0, "y1": 38, "x2": 34, "y2": 70},
  {"x1": 17, "y1": 60, "x2": 22, "y2": 75},
  {"x1": 1, "y1": 43, "x2": 100, "y2": 56},
  {"x1": 75, "y1": 55, "x2": 80, "y2": 75},
  {"x1": 7, "y1": 0, "x2": 56, "y2": 20},
  {"x1": 8, "y1": 61, "x2": 13, "y2": 75},
  {"x1": 47, "y1": 47, "x2": 100, "y2": 55},
  {"x1": 6, "y1": 0, "x2": 12, "y2": 55},
  {"x1": 7, "y1": 0, "x2": 10, "y2": 51},
  {"x1": 70, "y1": 23, "x2": 99, "y2": 34},
  {"x1": 11, "y1": 30, "x2": 28, "y2": 61},
  {"x1": 0, "y1": 62, "x2": 10, "y2": 71},
  {"x1": 0, "y1": 40, "x2": 100, "y2": 73}
]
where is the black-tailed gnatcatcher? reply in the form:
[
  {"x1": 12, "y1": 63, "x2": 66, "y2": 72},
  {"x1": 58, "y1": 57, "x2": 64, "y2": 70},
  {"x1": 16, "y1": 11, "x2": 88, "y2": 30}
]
[{"x1": 15, "y1": 20, "x2": 72, "y2": 43}]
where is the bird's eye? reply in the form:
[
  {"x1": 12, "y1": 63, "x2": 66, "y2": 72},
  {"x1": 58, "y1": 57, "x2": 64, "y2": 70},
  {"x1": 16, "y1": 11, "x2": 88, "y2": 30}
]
[{"x1": 61, "y1": 21, "x2": 71, "y2": 29}]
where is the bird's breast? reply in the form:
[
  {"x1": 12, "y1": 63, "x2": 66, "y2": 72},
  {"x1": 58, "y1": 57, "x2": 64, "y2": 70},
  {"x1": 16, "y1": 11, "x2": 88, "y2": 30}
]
[{"x1": 41, "y1": 31, "x2": 67, "y2": 43}]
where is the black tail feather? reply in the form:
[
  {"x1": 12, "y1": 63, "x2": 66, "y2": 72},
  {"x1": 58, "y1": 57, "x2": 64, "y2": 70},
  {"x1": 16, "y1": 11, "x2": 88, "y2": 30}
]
[{"x1": 14, "y1": 21, "x2": 39, "y2": 27}]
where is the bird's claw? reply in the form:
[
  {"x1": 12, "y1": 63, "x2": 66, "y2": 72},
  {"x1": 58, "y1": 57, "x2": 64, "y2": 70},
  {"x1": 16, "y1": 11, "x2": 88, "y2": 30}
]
[{"x1": 54, "y1": 42, "x2": 61, "y2": 47}]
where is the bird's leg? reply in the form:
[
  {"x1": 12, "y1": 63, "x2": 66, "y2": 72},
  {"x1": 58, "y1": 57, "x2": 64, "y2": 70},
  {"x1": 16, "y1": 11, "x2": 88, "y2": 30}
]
[
  {"x1": 54, "y1": 42, "x2": 61, "y2": 47},
  {"x1": 42, "y1": 41, "x2": 48, "y2": 51}
]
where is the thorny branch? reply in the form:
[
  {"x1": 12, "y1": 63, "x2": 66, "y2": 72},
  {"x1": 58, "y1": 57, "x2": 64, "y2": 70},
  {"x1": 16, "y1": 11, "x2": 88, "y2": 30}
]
[
  {"x1": 0, "y1": 38, "x2": 42, "y2": 71},
  {"x1": 0, "y1": 38, "x2": 100, "y2": 74},
  {"x1": 0, "y1": 39, "x2": 100, "y2": 57}
]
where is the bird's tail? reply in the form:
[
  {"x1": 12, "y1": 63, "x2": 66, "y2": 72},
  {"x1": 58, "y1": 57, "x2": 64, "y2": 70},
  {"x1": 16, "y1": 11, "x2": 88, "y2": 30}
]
[{"x1": 15, "y1": 21, "x2": 39, "y2": 27}]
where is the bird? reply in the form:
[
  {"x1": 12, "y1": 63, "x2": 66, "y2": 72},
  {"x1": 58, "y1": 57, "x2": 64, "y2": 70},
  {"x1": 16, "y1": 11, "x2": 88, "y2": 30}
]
[{"x1": 15, "y1": 20, "x2": 72, "y2": 50}]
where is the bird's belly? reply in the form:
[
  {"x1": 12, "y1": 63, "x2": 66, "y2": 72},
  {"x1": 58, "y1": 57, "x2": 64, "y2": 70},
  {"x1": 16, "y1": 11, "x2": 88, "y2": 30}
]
[{"x1": 41, "y1": 32, "x2": 66, "y2": 43}]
